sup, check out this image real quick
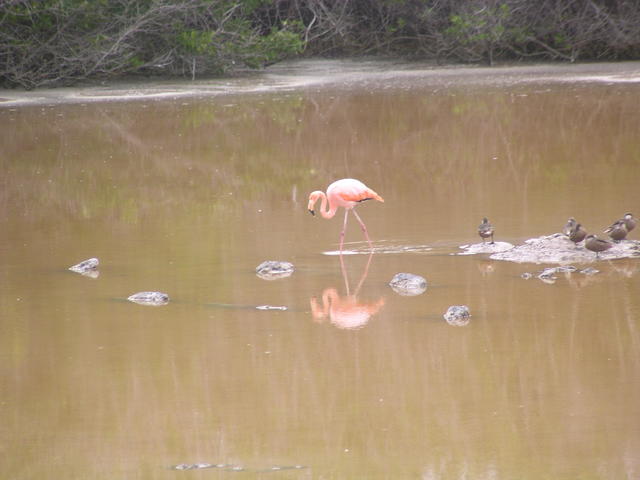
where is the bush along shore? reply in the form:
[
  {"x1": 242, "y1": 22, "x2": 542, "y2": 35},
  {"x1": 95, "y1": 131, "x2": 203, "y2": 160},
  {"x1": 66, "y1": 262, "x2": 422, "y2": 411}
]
[{"x1": 2, "y1": 0, "x2": 640, "y2": 89}]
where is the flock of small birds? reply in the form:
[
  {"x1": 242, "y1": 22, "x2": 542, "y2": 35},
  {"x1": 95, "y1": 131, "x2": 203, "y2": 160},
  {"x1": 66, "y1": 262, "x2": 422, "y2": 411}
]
[
  {"x1": 563, "y1": 212, "x2": 636, "y2": 256},
  {"x1": 478, "y1": 213, "x2": 637, "y2": 257}
]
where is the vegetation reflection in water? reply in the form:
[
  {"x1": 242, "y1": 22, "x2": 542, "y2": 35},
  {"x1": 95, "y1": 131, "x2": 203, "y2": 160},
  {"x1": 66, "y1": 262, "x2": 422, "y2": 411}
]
[{"x1": 1, "y1": 71, "x2": 640, "y2": 479}]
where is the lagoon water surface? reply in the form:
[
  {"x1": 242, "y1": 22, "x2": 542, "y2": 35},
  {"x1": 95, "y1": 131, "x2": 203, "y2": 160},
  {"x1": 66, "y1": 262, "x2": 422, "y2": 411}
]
[{"x1": 2, "y1": 61, "x2": 640, "y2": 479}]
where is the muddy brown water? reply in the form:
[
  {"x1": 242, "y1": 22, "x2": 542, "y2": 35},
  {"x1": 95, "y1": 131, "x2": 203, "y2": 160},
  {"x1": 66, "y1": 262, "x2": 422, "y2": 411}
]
[{"x1": 1, "y1": 61, "x2": 640, "y2": 479}]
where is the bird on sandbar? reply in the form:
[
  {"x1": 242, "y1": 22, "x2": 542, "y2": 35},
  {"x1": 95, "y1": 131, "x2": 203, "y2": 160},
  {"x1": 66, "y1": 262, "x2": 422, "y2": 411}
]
[
  {"x1": 585, "y1": 234, "x2": 613, "y2": 258},
  {"x1": 478, "y1": 217, "x2": 494, "y2": 244},
  {"x1": 622, "y1": 213, "x2": 636, "y2": 234},
  {"x1": 568, "y1": 223, "x2": 587, "y2": 245},
  {"x1": 308, "y1": 178, "x2": 384, "y2": 252},
  {"x1": 563, "y1": 217, "x2": 577, "y2": 236},
  {"x1": 603, "y1": 219, "x2": 628, "y2": 242}
]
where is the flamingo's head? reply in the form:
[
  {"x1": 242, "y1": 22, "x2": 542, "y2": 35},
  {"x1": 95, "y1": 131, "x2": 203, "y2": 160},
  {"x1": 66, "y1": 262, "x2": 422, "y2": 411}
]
[{"x1": 307, "y1": 191, "x2": 322, "y2": 216}]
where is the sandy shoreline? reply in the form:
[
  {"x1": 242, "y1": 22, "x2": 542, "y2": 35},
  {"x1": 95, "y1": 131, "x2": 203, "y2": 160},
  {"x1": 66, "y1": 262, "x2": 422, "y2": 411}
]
[{"x1": 1, "y1": 59, "x2": 639, "y2": 108}]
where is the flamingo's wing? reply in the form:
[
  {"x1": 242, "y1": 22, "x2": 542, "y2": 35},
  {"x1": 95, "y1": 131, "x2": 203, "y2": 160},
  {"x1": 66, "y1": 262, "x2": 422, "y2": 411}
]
[{"x1": 338, "y1": 188, "x2": 384, "y2": 203}]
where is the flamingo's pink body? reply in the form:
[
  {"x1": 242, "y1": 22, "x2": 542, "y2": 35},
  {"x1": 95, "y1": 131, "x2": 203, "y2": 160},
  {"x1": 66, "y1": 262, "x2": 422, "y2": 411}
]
[
  {"x1": 308, "y1": 178, "x2": 384, "y2": 251},
  {"x1": 311, "y1": 288, "x2": 385, "y2": 329}
]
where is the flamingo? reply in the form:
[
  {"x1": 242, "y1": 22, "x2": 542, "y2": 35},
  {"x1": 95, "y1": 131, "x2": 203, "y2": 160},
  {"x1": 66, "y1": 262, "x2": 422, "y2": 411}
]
[
  {"x1": 307, "y1": 178, "x2": 384, "y2": 252},
  {"x1": 310, "y1": 288, "x2": 385, "y2": 330},
  {"x1": 310, "y1": 251, "x2": 384, "y2": 329}
]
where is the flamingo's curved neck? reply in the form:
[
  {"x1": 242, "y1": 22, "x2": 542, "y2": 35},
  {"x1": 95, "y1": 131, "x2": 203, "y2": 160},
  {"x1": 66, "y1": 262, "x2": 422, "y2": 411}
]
[{"x1": 317, "y1": 192, "x2": 338, "y2": 219}]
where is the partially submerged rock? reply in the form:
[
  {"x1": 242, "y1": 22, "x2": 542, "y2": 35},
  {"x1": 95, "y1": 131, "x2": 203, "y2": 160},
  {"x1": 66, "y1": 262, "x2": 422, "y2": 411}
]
[
  {"x1": 172, "y1": 463, "x2": 241, "y2": 471},
  {"x1": 173, "y1": 464, "x2": 215, "y2": 471},
  {"x1": 68, "y1": 257, "x2": 99, "y2": 277},
  {"x1": 389, "y1": 273, "x2": 427, "y2": 296},
  {"x1": 255, "y1": 305, "x2": 288, "y2": 311},
  {"x1": 443, "y1": 305, "x2": 471, "y2": 326},
  {"x1": 580, "y1": 267, "x2": 600, "y2": 276},
  {"x1": 458, "y1": 241, "x2": 514, "y2": 255},
  {"x1": 521, "y1": 265, "x2": 600, "y2": 284},
  {"x1": 490, "y1": 233, "x2": 640, "y2": 264},
  {"x1": 127, "y1": 291, "x2": 170, "y2": 306},
  {"x1": 255, "y1": 260, "x2": 294, "y2": 280},
  {"x1": 537, "y1": 267, "x2": 559, "y2": 284},
  {"x1": 171, "y1": 463, "x2": 305, "y2": 472}
]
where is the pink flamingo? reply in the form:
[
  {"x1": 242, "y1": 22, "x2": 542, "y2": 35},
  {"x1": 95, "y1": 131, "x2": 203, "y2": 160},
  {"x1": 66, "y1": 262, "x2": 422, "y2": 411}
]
[
  {"x1": 311, "y1": 288, "x2": 385, "y2": 329},
  {"x1": 310, "y1": 251, "x2": 385, "y2": 329},
  {"x1": 307, "y1": 178, "x2": 384, "y2": 251}
]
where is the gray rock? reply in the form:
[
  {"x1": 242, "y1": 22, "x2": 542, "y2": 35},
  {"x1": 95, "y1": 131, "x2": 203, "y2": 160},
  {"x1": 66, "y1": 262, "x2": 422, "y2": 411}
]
[
  {"x1": 127, "y1": 291, "x2": 170, "y2": 306},
  {"x1": 443, "y1": 305, "x2": 471, "y2": 326},
  {"x1": 538, "y1": 267, "x2": 558, "y2": 279},
  {"x1": 556, "y1": 265, "x2": 578, "y2": 273},
  {"x1": 255, "y1": 260, "x2": 294, "y2": 280},
  {"x1": 171, "y1": 463, "x2": 215, "y2": 470},
  {"x1": 255, "y1": 305, "x2": 288, "y2": 311},
  {"x1": 580, "y1": 267, "x2": 600, "y2": 276},
  {"x1": 68, "y1": 257, "x2": 99, "y2": 276},
  {"x1": 458, "y1": 241, "x2": 514, "y2": 255},
  {"x1": 491, "y1": 233, "x2": 640, "y2": 264},
  {"x1": 522, "y1": 264, "x2": 602, "y2": 284},
  {"x1": 389, "y1": 273, "x2": 427, "y2": 296},
  {"x1": 538, "y1": 275, "x2": 557, "y2": 285},
  {"x1": 537, "y1": 267, "x2": 560, "y2": 284},
  {"x1": 522, "y1": 265, "x2": 582, "y2": 284}
]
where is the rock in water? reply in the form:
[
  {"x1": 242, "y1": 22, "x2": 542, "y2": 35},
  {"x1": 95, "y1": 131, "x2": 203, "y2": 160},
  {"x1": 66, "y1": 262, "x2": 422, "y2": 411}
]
[
  {"x1": 127, "y1": 291, "x2": 170, "y2": 306},
  {"x1": 255, "y1": 261, "x2": 294, "y2": 280},
  {"x1": 256, "y1": 305, "x2": 288, "y2": 311},
  {"x1": 389, "y1": 273, "x2": 427, "y2": 296},
  {"x1": 580, "y1": 267, "x2": 600, "y2": 276},
  {"x1": 490, "y1": 233, "x2": 640, "y2": 264},
  {"x1": 68, "y1": 257, "x2": 99, "y2": 276},
  {"x1": 458, "y1": 241, "x2": 514, "y2": 255},
  {"x1": 522, "y1": 265, "x2": 600, "y2": 284},
  {"x1": 443, "y1": 305, "x2": 471, "y2": 326},
  {"x1": 537, "y1": 267, "x2": 559, "y2": 284}
]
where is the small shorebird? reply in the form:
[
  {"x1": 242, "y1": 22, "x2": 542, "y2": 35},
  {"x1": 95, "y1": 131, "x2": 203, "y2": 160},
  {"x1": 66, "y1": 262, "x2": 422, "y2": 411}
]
[
  {"x1": 563, "y1": 217, "x2": 577, "y2": 236},
  {"x1": 585, "y1": 234, "x2": 613, "y2": 257},
  {"x1": 622, "y1": 213, "x2": 636, "y2": 233},
  {"x1": 568, "y1": 223, "x2": 587, "y2": 245},
  {"x1": 604, "y1": 219, "x2": 628, "y2": 242},
  {"x1": 478, "y1": 217, "x2": 494, "y2": 244}
]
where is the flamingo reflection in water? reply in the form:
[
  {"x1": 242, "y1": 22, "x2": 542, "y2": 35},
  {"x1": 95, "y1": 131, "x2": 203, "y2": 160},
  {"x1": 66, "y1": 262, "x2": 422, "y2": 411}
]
[{"x1": 310, "y1": 252, "x2": 385, "y2": 330}]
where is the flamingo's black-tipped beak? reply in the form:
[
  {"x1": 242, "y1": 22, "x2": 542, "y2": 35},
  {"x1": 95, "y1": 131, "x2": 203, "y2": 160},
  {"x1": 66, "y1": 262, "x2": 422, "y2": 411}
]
[{"x1": 308, "y1": 209, "x2": 315, "y2": 216}]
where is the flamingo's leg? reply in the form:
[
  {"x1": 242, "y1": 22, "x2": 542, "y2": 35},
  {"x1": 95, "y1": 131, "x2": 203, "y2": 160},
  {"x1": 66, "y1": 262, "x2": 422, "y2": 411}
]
[
  {"x1": 353, "y1": 250, "x2": 373, "y2": 296},
  {"x1": 339, "y1": 250, "x2": 350, "y2": 295},
  {"x1": 352, "y1": 209, "x2": 373, "y2": 250},
  {"x1": 339, "y1": 209, "x2": 349, "y2": 252}
]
